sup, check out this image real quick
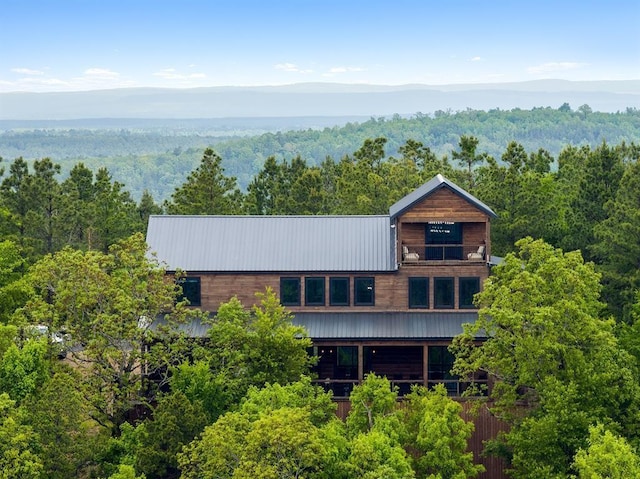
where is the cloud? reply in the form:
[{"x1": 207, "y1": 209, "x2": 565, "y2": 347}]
[
  {"x1": 83, "y1": 68, "x2": 120, "y2": 79},
  {"x1": 322, "y1": 66, "x2": 366, "y2": 78},
  {"x1": 527, "y1": 62, "x2": 587, "y2": 74},
  {"x1": 470, "y1": 56, "x2": 483, "y2": 62},
  {"x1": 274, "y1": 63, "x2": 313, "y2": 74},
  {"x1": 11, "y1": 67, "x2": 45, "y2": 76}
]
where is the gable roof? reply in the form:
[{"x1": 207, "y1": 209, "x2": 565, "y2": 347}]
[
  {"x1": 389, "y1": 174, "x2": 497, "y2": 220},
  {"x1": 146, "y1": 215, "x2": 394, "y2": 272}
]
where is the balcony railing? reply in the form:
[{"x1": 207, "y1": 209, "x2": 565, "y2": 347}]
[
  {"x1": 402, "y1": 243, "x2": 486, "y2": 263},
  {"x1": 313, "y1": 378, "x2": 488, "y2": 398}
]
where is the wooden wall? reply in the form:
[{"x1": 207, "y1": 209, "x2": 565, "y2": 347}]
[
  {"x1": 399, "y1": 188, "x2": 488, "y2": 222},
  {"x1": 192, "y1": 263, "x2": 489, "y2": 312}
]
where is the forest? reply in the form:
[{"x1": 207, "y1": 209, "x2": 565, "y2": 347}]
[
  {"x1": 1, "y1": 110, "x2": 640, "y2": 477},
  {"x1": 1, "y1": 104, "x2": 639, "y2": 201}
]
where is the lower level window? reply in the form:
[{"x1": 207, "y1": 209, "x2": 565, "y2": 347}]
[
  {"x1": 354, "y1": 277, "x2": 375, "y2": 305},
  {"x1": 280, "y1": 277, "x2": 301, "y2": 306},
  {"x1": 434, "y1": 277, "x2": 454, "y2": 308}
]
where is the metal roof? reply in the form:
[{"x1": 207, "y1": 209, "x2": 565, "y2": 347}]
[
  {"x1": 147, "y1": 215, "x2": 395, "y2": 272},
  {"x1": 293, "y1": 311, "x2": 482, "y2": 340},
  {"x1": 155, "y1": 311, "x2": 482, "y2": 340},
  {"x1": 389, "y1": 174, "x2": 497, "y2": 220}
]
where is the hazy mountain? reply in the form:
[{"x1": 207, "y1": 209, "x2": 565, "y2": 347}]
[{"x1": 1, "y1": 80, "x2": 639, "y2": 120}]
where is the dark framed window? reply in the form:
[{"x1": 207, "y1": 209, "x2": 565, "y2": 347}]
[
  {"x1": 459, "y1": 277, "x2": 480, "y2": 309},
  {"x1": 330, "y1": 277, "x2": 350, "y2": 306},
  {"x1": 305, "y1": 277, "x2": 325, "y2": 306},
  {"x1": 409, "y1": 277, "x2": 429, "y2": 308},
  {"x1": 428, "y1": 345, "x2": 459, "y2": 396},
  {"x1": 178, "y1": 277, "x2": 201, "y2": 306},
  {"x1": 434, "y1": 277, "x2": 454, "y2": 308},
  {"x1": 280, "y1": 277, "x2": 301, "y2": 306},
  {"x1": 354, "y1": 277, "x2": 375, "y2": 306}
]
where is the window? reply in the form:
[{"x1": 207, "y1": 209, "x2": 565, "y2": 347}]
[
  {"x1": 330, "y1": 277, "x2": 350, "y2": 306},
  {"x1": 428, "y1": 345, "x2": 459, "y2": 396},
  {"x1": 409, "y1": 277, "x2": 429, "y2": 308},
  {"x1": 459, "y1": 277, "x2": 480, "y2": 308},
  {"x1": 354, "y1": 277, "x2": 375, "y2": 305},
  {"x1": 305, "y1": 277, "x2": 325, "y2": 306},
  {"x1": 280, "y1": 277, "x2": 300, "y2": 306},
  {"x1": 434, "y1": 277, "x2": 454, "y2": 308},
  {"x1": 178, "y1": 277, "x2": 201, "y2": 306}
]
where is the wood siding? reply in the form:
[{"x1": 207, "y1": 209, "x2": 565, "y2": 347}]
[
  {"x1": 399, "y1": 188, "x2": 488, "y2": 222},
  {"x1": 192, "y1": 263, "x2": 489, "y2": 312}
]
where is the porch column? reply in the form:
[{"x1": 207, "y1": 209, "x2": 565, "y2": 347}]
[
  {"x1": 423, "y1": 345, "x2": 429, "y2": 387},
  {"x1": 357, "y1": 345, "x2": 364, "y2": 382}
]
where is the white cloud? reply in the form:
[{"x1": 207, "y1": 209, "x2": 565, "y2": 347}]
[
  {"x1": 322, "y1": 66, "x2": 366, "y2": 78},
  {"x1": 470, "y1": 56, "x2": 483, "y2": 62},
  {"x1": 527, "y1": 62, "x2": 587, "y2": 74},
  {"x1": 83, "y1": 68, "x2": 120, "y2": 79},
  {"x1": 11, "y1": 67, "x2": 45, "y2": 76}
]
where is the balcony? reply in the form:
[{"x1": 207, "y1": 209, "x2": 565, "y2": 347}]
[{"x1": 401, "y1": 243, "x2": 486, "y2": 264}]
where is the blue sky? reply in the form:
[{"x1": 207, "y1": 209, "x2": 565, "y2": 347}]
[{"x1": 2, "y1": 0, "x2": 639, "y2": 92}]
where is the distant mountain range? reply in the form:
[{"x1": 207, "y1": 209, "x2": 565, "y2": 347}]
[{"x1": 1, "y1": 80, "x2": 639, "y2": 120}]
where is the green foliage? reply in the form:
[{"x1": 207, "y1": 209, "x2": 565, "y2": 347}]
[
  {"x1": 24, "y1": 369, "x2": 96, "y2": 479},
  {"x1": 451, "y1": 237, "x2": 640, "y2": 477},
  {"x1": 344, "y1": 429, "x2": 415, "y2": 479},
  {"x1": 572, "y1": 424, "x2": 640, "y2": 478},
  {"x1": 134, "y1": 391, "x2": 209, "y2": 479},
  {"x1": 165, "y1": 148, "x2": 243, "y2": 215},
  {"x1": 0, "y1": 393, "x2": 43, "y2": 479},
  {"x1": 403, "y1": 384, "x2": 483, "y2": 479},
  {"x1": 18, "y1": 233, "x2": 190, "y2": 433},
  {"x1": 0, "y1": 240, "x2": 31, "y2": 323},
  {"x1": 203, "y1": 289, "x2": 314, "y2": 406},
  {"x1": 0, "y1": 337, "x2": 49, "y2": 403},
  {"x1": 346, "y1": 373, "x2": 400, "y2": 436}
]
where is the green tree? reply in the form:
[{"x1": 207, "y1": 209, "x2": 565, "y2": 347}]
[
  {"x1": 450, "y1": 238, "x2": 640, "y2": 477},
  {"x1": 572, "y1": 424, "x2": 640, "y2": 478},
  {"x1": 0, "y1": 240, "x2": 30, "y2": 323},
  {"x1": 0, "y1": 393, "x2": 43, "y2": 479},
  {"x1": 344, "y1": 429, "x2": 415, "y2": 479},
  {"x1": 202, "y1": 289, "x2": 314, "y2": 406},
  {"x1": 592, "y1": 158, "x2": 640, "y2": 321},
  {"x1": 0, "y1": 338, "x2": 50, "y2": 403},
  {"x1": 24, "y1": 369, "x2": 96, "y2": 479},
  {"x1": 165, "y1": 148, "x2": 243, "y2": 215},
  {"x1": 403, "y1": 384, "x2": 483, "y2": 479},
  {"x1": 18, "y1": 233, "x2": 191, "y2": 434},
  {"x1": 451, "y1": 136, "x2": 489, "y2": 190}
]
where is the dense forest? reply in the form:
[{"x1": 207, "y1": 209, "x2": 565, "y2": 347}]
[
  {"x1": 1, "y1": 108, "x2": 640, "y2": 477},
  {"x1": 1, "y1": 105, "x2": 639, "y2": 201}
]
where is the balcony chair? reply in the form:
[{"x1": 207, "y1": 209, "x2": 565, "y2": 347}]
[
  {"x1": 467, "y1": 244, "x2": 485, "y2": 260},
  {"x1": 403, "y1": 245, "x2": 420, "y2": 262}
]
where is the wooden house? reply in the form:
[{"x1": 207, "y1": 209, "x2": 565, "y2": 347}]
[{"x1": 146, "y1": 174, "x2": 497, "y2": 398}]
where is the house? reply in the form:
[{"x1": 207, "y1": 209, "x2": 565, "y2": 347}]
[{"x1": 146, "y1": 174, "x2": 497, "y2": 398}]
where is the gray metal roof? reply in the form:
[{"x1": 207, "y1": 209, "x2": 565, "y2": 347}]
[
  {"x1": 155, "y1": 311, "x2": 482, "y2": 340},
  {"x1": 293, "y1": 311, "x2": 482, "y2": 340},
  {"x1": 389, "y1": 174, "x2": 497, "y2": 220},
  {"x1": 147, "y1": 215, "x2": 395, "y2": 272}
]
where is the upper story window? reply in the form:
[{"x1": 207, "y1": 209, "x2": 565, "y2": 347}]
[
  {"x1": 425, "y1": 222, "x2": 463, "y2": 260},
  {"x1": 408, "y1": 277, "x2": 429, "y2": 309},
  {"x1": 280, "y1": 277, "x2": 301, "y2": 306},
  {"x1": 178, "y1": 277, "x2": 201, "y2": 306},
  {"x1": 434, "y1": 277, "x2": 454, "y2": 309},
  {"x1": 459, "y1": 277, "x2": 480, "y2": 309},
  {"x1": 354, "y1": 277, "x2": 375, "y2": 306},
  {"x1": 305, "y1": 277, "x2": 325, "y2": 306},
  {"x1": 329, "y1": 277, "x2": 350, "y2": 306}
]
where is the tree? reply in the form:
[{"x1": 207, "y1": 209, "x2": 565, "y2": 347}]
[
  {"x1": 165, "y1": 148, "x2": 242, "y2": 215},
  {"x1": 402, "y1": 384, "x2": 483, "y2": 479},
  {"x1": 592, "y1": 158, "x2": 640, "y2": 321},
  {"x1": 572, "y1": 424, "x2": 640, "y2": 478},
  {"x1": 0, "y1": 240, "x2": 30, "y2": 323},
  {"x1": 344, "y1": 429, "x2": 415, "y2": 479},
  {"x1": 201, "y1": 289, "x2": 314, "y2": 406},
  {"x1": 450, "y1": 238, "x2": 640, "y2": 477},
  {"x1": 451, "y1": 136, "x2": 489, "y2": 190},
  {"x1": 17, "y1": 233, "x2": 191, "y2": 434},
  {"x1": 0, "y1": 338, "x2": 50, "y2": 403},
  {"x1": 0, "y1": 393, "x2": 43, "y2": 479}
]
